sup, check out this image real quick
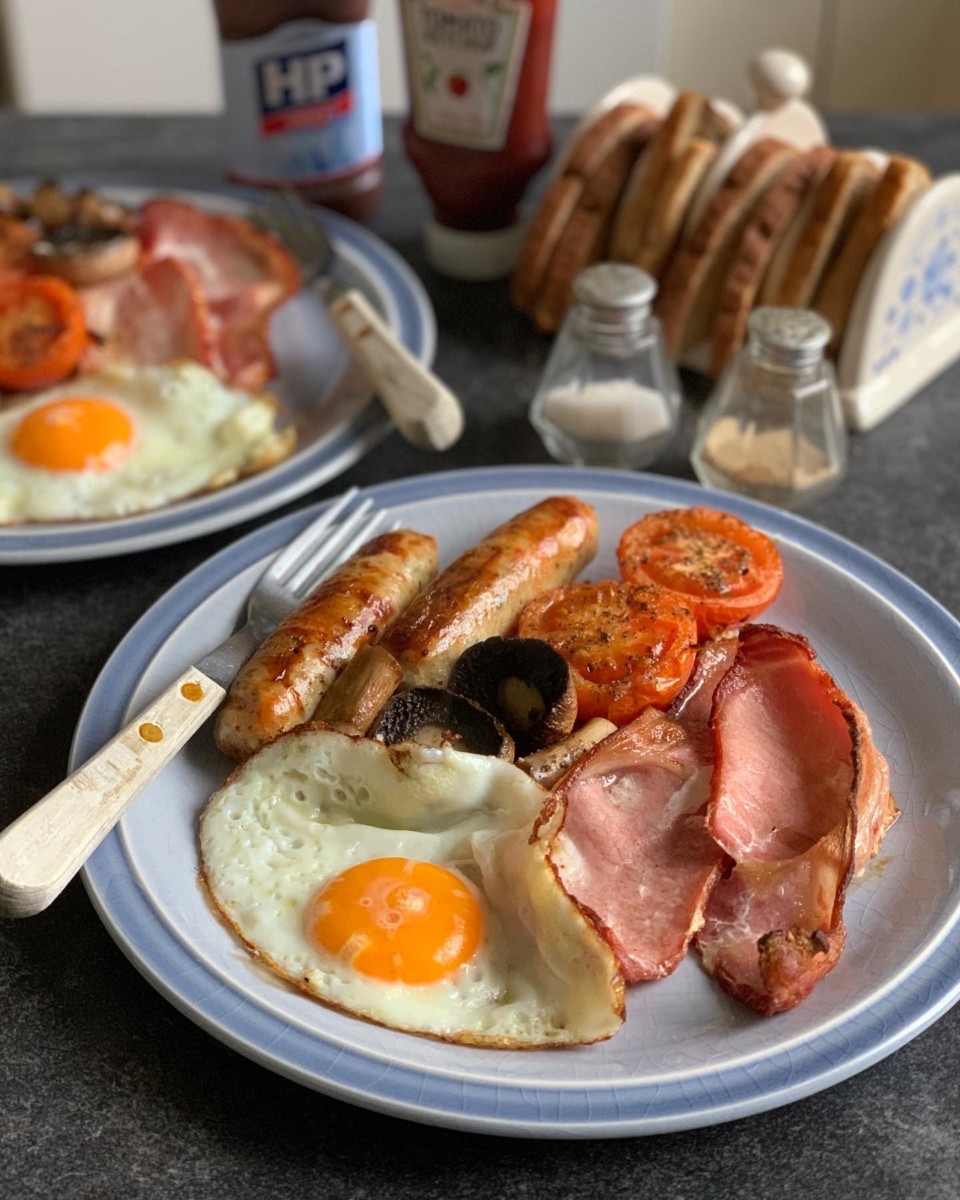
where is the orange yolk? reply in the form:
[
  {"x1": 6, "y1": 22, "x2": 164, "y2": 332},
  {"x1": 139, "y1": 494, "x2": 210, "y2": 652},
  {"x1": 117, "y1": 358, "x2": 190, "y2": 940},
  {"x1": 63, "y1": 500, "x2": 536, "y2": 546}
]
[
  {"x1": 11, "y1": 396, "x2": 135, "y2": 472},
  {"x1": 305, "y1": 857, "x2": 484, "y2": 985}
]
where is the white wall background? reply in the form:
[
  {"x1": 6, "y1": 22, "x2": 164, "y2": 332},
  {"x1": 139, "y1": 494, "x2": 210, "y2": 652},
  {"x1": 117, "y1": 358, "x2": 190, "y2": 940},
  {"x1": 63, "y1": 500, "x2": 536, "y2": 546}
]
[
  {"x1": 0, "y1": 0, "x2": 670, "y2": 116},
  {"x1": 1, "y1": 0, "x2": 959, "y2": 115}
]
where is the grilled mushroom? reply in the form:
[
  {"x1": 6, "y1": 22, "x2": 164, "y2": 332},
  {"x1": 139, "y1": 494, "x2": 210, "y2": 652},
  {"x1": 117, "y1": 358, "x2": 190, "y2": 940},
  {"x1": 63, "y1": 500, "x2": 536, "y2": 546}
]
[
  {"x1": 30, "y1": 223, "x2": 139, "y2": 287},
  {"x1": 448, "y1": 637, "x2": 577, "y2": 755},
  {"x1": 27, "y1": 183, "x2": 138, "y2": 286},
  {"x1": 370, "y1": 687, "x2": 515, "y2": 760}
]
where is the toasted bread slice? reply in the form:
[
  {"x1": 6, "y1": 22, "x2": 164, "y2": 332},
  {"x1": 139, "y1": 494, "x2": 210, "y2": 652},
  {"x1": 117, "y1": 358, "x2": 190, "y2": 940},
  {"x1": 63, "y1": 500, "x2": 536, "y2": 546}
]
[
  {"x1": 565, "y1": 100, "x2": 657, "y2": 177},
  {"x1": 760, "y1": 150, "x2": 879, "y2": 310},
  {"x1": 609, "y1": 90, "x2": 707, "y2": 262},
  {"x1": 531, "y1": 134, "x2": 649, "y2": 332},
  {"x1": 530, "y1": 205, "x2": 612, "y2": 332},
  {"x1": 656, "y1": 138, "x2": 798, "y2": 358},
  {"x1": 511, "y1": 175, "x2": 583, "y2": 313},
  {"x1": 814, "y1": 155, "x2": 931, "y2": 354},
  {"x1": 711, "y1": 146, "x2": 836, "y2": 377},
  {"x1": 634, "y1": 136, "x2": 718, "y2": 279},
  {"x1": 511, "y1": 102, "x2": 656, "y2": 314}
]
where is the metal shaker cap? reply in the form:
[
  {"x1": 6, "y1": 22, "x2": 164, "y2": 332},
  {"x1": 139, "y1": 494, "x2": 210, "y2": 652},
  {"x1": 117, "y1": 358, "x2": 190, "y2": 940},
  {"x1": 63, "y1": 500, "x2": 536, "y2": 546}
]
[
  {"x1": 573, "y1": 262, "x2": 657, "y2": 314},
  {"x1": 747, "y1": 306, "x2": 832, "y2": 369}
]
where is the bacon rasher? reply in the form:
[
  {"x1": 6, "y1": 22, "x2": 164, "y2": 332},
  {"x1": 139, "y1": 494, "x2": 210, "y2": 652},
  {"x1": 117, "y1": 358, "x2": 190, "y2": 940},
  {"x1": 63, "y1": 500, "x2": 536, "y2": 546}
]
[{"x1": 695, "y1": 625, "x2": 897, "y2": 1014}]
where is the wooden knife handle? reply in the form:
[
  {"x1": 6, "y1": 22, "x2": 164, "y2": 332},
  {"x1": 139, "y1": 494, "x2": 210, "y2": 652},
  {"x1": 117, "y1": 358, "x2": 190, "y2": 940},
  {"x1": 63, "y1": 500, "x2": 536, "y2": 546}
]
[
  {"x1": 0, "y1": 667, "x2": 225, "y2": 919},
  {"x1": 328, "y1": 287, "x2": 465, "y2": 452}
]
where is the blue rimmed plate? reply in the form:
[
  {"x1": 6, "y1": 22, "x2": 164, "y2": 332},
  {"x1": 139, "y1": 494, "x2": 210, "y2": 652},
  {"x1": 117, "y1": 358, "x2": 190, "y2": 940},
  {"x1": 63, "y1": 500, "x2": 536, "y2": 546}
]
[
  {"x1": 0, "y1": 184, "x2": 434, "y2": 564},
  {"x1": 75, "y1": 466, "x2": 960, "y2": 1137}
]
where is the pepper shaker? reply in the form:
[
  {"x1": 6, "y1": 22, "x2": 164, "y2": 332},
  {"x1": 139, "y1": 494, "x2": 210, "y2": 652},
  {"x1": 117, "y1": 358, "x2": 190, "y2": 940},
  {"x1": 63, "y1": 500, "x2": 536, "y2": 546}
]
[
  {"x1": 529, "y1": 263, "x2": 681, "y2": 470},
  {"x1": 690, "y1": 307, "x2": 848, "y2": 510}
]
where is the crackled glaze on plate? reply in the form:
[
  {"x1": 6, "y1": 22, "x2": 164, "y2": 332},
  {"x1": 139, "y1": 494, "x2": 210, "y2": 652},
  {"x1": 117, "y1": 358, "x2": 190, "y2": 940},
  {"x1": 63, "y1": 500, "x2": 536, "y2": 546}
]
[
  {"x1": 76, "y1": 466, "x2": 960, "y2": 1137},
  {"x1": 0, "y1": 183, "x2": 434, "y2": 564}
]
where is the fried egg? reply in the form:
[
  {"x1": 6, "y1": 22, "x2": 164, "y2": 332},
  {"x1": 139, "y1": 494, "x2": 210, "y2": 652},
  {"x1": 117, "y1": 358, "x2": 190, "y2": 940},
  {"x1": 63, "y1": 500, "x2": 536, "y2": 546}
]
[
  {"x1": 199, "y1": 728, "x2": 624, "y2": 1048},
  {"x1": 0, "y1": 361, "x2": 294, "y2": 523}
]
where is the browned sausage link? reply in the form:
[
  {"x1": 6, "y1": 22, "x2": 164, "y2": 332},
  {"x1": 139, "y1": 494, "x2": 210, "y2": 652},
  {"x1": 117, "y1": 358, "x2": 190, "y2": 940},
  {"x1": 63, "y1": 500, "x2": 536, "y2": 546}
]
[
  {"x1": 214, "y1": 529, "x2": 438, "y2": 761},
  {"x1": 380, "y1": 496, "x2": 599, "y2": 688}
]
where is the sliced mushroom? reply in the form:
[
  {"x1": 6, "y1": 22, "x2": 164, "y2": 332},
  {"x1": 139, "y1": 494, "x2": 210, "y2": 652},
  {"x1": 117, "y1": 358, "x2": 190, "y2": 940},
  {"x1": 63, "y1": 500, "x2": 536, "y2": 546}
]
[
  {"x1": 0, "y1": 183, "x2": 28, "y2": 219},
  {"x1": 448, "y1": 637, "x2": 577, "y2": 755},
  {"x1": 72, "y1": 188, "x2": 135, "y2": 232},
  {"x1": 29, "y1": 182, "x2": 75, "y2": 228},
  {"x1": 310, "y1": 645, "x2": 403, "y2": 738},
  {"x1": 30, "y1": 223, "x2": 140, "y2": 287},
  {"x1": 517, "y1": 718, "x2": 618, "y2": 787},
  {"x1": 370, "y1": 687, "x2": 515, "y2": 760}
]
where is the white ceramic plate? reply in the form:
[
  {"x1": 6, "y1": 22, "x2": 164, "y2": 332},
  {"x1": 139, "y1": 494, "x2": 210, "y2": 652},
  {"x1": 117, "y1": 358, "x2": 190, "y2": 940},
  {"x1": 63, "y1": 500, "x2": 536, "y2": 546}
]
[
  {"x1": 0, "y1": 183, "x2": 435, "y2": 564},
  {"x1": 75, "y1": 466, "x2": 960, "y2": 1138}
]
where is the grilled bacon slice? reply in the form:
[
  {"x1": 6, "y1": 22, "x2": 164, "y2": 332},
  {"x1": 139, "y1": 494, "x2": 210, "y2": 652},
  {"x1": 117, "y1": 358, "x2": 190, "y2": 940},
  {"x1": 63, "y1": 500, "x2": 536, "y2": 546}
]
[
  {"x1": 137, "y1": 198, "x2": 300, "y2": 386},
  {"x1": 537, "y1": 639, "x2": 737, "y2": 984},
  {"x1": 82, "y1": 257, "x2": 216, "y2": 371},
  {"x1": 694, "y1": 624, "x2": 897, "y2": 1015}
]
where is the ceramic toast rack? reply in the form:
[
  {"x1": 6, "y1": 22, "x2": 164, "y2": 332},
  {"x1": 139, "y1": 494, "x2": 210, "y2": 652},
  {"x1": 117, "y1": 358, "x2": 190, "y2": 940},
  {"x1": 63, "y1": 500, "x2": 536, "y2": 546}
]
[{"x1": 579, "y1": 50, "x2": 956, "y2": 431}]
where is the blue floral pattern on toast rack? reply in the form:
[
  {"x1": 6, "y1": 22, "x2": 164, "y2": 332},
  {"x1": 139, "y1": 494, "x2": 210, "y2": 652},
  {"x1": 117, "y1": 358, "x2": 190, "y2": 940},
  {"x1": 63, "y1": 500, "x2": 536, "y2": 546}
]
[{"x1": 872, "y1": 200, "x2": 960, "y2": 377}]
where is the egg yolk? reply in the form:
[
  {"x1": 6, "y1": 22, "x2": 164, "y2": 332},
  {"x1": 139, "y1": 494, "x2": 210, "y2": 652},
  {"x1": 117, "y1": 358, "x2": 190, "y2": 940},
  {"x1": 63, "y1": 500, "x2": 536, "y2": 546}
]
[
  {"x1": 306, "y1": 857, "x2": 484, "y2": 985},
  {"x1": 11, "y1": 396, "x2": 135, "y2": 471}
]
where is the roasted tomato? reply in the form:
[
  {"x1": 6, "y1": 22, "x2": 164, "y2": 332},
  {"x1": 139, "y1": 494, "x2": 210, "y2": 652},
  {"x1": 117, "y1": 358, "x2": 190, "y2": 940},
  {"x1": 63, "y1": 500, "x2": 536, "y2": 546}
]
[
  {"x1": 0, "y1": 275, "x2": 87, "y2": 390},
  {"x1": 617, "y1": 507, "x2": 784, "y2": 637},
  {"x1": 517, "y1": 580, "x2": 698, "y2": 725}
]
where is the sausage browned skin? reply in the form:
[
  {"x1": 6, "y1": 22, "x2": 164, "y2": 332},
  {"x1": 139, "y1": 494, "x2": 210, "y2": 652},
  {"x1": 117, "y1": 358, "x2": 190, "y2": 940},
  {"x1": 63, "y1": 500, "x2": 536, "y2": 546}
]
[
  {"x1": 214, "y1": 529, "x2": 438, "y2": 761},
  {"x1": 380, "y1": 496, "x2": 599, "y2": 688}
]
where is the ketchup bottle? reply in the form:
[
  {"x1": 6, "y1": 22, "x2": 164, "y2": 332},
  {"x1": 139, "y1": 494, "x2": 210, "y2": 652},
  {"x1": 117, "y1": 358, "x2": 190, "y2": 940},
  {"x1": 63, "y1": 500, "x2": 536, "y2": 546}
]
[
  {"x1": 214, "y1": 0, "x2": 383, "y2": 220},
  {"x1": 398, "y1": 0, "x2": 559, "y2": 278}
]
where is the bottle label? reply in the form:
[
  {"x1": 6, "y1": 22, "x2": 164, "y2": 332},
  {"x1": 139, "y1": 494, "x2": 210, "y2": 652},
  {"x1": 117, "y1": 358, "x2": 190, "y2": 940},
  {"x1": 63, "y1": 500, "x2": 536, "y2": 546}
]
[
  {"x1": 400, "y1": 0, "x2": 532, "y2": 150},
  {"x1": 220, "y1": 19, "x2": 383, "y2": 186}
]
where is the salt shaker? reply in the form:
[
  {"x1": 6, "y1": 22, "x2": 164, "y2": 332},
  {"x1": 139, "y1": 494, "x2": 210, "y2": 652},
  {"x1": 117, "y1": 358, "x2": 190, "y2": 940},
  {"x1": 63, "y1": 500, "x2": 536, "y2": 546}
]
[
  {"x1": 690, "y1": 307, "x2": 847, "y2": 510},
  {"x1": 529, "y1": 263, "x2": 681, "y2": 469}
]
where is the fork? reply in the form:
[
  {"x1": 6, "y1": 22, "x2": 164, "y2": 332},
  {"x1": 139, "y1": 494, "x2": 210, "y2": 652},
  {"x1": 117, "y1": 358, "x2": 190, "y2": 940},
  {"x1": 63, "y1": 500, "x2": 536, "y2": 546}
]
[
  {"x1": 255, "y1": 190, "x2": 465, "y2": 453},
  {"x1": 0, "y1": 488, "x2": 384, "y2": 920}
]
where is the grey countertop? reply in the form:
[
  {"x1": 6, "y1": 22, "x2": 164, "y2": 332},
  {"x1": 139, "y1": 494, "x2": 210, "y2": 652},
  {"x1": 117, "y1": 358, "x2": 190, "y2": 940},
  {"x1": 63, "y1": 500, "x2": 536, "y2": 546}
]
[{"x1": 1, "y1": 113, "x2": 959, "y2": 1198}]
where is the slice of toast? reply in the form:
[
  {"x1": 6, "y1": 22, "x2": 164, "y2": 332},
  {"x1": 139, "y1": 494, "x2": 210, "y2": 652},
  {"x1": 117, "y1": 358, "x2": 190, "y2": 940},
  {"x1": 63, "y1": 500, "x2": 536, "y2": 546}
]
[
  {"x1": 759, "y1": 149, "x2": 879, "y2": 310},
  {"x1": 511, "y1": 175, "x2": 583, "y2": 313},
  {"x1": 656, "y1": 138, "x2": 798, "y2": 358},
  {"x1": 634, "y1": 136, "x2": 718, "y2": 279},
  {"x1": 565, "y1": 100, "x2": 657, "y2": 177},
  {"x1": 609, "y1": 90, "x2": 707, "y2": 262},
  {"x1": 531, "y1": 132, "x2": 650, "y2": 332},
  {"x1": 511, "y1": 102, "x2": 656, "y2": 315},
  {"x1": 711, "y1": 145, "x2": 836, "y2": 377},
  {"x1": 814, "y1": 154, "x2": 931, "y2": 355}
]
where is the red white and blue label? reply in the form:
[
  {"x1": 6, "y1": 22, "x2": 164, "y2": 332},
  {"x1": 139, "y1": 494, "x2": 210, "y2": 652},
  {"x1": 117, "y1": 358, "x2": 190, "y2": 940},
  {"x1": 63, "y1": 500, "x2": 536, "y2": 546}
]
[{"x1": 221, "y1": 19, "x2": 382, "y2": 186}]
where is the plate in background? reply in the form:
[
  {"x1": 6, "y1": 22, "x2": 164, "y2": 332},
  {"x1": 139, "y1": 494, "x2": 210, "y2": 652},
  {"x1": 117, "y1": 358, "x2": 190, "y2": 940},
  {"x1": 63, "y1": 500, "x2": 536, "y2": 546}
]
[
  {"x1": 75, "y1": 466, "x2": 960, "y2": 1137},
  {"x1": 0, "y1": 183, "x2": 435, "y2": 564}
]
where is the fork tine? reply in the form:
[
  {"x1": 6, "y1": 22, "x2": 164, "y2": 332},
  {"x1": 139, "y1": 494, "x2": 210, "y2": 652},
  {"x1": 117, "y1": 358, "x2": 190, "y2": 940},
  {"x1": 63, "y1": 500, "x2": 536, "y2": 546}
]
[
  {"x1": 268, "y1": 487, "x2": 360, "y2": 581},
  {"x1": 289, "y1": 508, "x2": 386, "y2": 596},
  {"x1": 280, "y1": 495, "x2": 376, "y2": 591}
]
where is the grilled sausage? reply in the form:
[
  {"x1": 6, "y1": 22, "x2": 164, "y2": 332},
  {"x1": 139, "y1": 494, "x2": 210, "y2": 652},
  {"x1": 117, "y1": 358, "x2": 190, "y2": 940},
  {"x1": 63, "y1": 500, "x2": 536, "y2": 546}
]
[
  {"x1": 379, "y1": 496, "x2": 599, "y2": 688},
  {"x1": 214, "y1": 529, "x2": 438, "y2": 761}
]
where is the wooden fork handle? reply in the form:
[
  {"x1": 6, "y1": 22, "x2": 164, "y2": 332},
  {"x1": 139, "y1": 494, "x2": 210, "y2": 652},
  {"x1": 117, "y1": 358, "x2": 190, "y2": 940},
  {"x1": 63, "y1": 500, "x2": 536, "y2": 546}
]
[
  {"x1": 0, "y1": 667, "x2": 225, "y2": 919},
  {"x1": 328, "y1": 287, "x2": 465, "y2": 452}
]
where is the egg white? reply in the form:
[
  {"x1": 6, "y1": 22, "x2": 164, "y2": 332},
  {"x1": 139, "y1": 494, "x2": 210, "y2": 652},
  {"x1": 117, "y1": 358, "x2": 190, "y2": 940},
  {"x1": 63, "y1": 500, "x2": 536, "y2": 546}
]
[
  {"x1": 199, "y1": 729, "x2": 625, "y2": 1048},
  {"x1": 0, "y1": 361, "x2": 294, "y2": 523}
]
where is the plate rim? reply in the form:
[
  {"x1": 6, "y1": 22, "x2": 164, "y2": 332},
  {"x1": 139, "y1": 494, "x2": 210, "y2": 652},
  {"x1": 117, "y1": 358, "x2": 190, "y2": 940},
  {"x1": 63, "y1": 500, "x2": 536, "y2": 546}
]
[
  {"x1": 74, "y1": 465, "x2": 960, "y2": 1137},
  {"x1": 0, "y1": 178, "x2": 436, "y2": 564}
]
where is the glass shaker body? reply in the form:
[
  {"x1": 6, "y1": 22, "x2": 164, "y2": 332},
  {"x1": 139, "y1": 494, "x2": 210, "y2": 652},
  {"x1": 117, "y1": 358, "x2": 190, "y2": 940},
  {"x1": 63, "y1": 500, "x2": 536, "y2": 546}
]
[
  {"x1": 691, "y1": 308, "x2": 848, "y2": 510},
  {"x1": 530, "y1": 263, "x2": 681, "y2": 470}
]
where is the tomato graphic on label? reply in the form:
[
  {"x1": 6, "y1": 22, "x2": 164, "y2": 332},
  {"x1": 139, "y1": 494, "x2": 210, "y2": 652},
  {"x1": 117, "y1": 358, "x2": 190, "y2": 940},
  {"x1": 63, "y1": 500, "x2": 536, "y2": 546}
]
[{"x1": 447, "y1": 73, "x2": 469, "y2": 97}]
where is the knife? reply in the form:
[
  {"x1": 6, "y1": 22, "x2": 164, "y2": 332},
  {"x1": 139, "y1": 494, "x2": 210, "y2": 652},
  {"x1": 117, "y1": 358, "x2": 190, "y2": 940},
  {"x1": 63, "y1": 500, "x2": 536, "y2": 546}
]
[{"x1": 259, "y1": 191, "x2": 465, "y2": 453}]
